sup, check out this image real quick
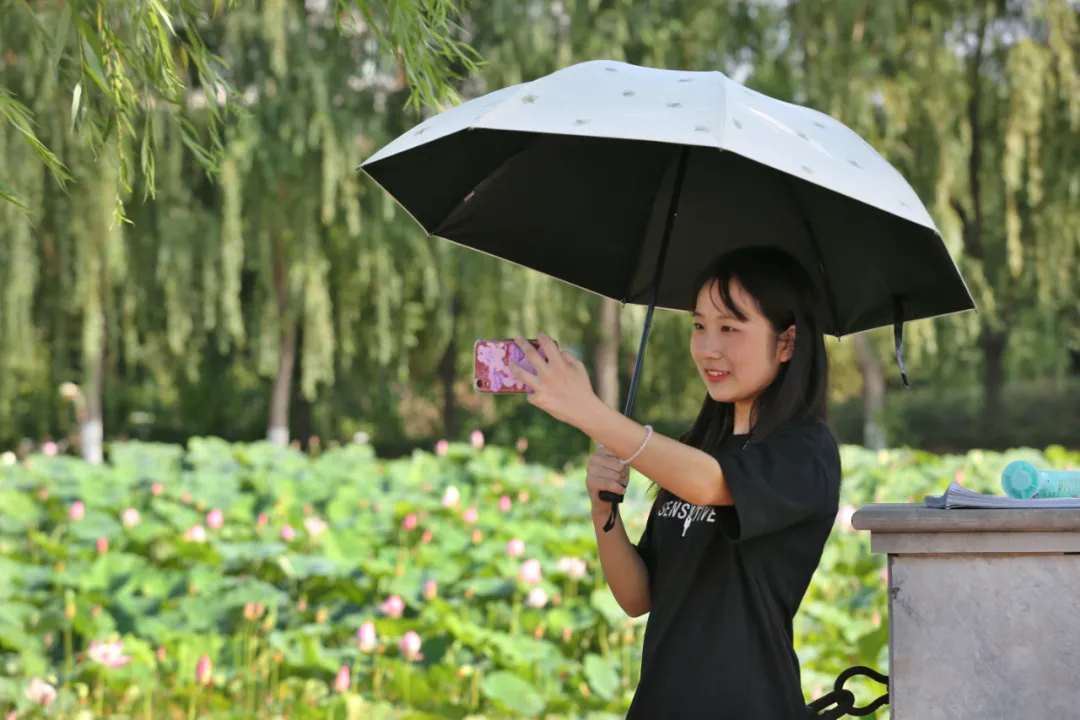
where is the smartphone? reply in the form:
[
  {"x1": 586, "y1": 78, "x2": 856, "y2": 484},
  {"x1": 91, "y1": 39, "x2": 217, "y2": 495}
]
[{"x1": 473, "y1": 338, "x2": 552, "y2": 393}]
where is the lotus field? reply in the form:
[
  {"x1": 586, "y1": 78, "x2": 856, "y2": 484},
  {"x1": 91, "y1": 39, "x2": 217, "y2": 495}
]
[{"x1": 0, "y1": 434, "x2": 1075, "y2": 719}]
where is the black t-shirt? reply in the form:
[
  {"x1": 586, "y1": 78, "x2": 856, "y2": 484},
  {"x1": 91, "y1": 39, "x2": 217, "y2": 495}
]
[{"x1": 627, "y1": 417, "x2": 841, "y2": 720}]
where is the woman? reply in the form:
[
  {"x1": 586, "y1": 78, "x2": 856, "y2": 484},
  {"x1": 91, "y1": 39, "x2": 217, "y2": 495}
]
[{"x1": 508, "y1": 246, "x2": 840, "y2": 719}]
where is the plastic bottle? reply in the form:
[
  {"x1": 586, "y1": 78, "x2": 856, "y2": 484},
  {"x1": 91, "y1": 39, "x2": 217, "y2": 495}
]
[{"x1": 1000, "y1": 460, "x2": 1080, "y2": 499}]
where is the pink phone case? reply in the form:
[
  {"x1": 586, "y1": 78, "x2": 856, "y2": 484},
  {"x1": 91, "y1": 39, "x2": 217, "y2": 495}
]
[{"x1": 473, "y1": 339, "x2": 549, "y2": 393}]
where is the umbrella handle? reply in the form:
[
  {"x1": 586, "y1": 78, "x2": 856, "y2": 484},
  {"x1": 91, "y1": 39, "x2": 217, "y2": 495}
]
[{"x1": 598, "y1": 490, "x2": 624, "y2": 504}]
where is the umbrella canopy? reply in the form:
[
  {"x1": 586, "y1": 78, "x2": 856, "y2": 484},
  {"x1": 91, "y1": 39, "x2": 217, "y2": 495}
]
[{"x1": 360, "y1": 59, "x2": 976, "y2": 339}]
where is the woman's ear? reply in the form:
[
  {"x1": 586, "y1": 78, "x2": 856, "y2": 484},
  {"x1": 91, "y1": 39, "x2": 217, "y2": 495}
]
[{"x1": 777, "y1": 325, "x2": 796, "y2": 363}]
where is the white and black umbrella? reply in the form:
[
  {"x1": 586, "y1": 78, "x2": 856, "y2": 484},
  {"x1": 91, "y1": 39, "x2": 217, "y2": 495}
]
[{"x1": 359, "y1": 59, "x2": 976, "y2": 529}]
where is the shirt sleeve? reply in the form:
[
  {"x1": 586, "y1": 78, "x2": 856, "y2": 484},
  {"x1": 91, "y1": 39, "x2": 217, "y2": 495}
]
[{"x1": 711, "y1": 420, "x2": 839, "y2": 543}]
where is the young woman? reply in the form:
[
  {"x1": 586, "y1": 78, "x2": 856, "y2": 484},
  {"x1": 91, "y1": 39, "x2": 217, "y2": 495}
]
[{"x1": 508, "y1": 246, "x2": 840, "y2": 719}]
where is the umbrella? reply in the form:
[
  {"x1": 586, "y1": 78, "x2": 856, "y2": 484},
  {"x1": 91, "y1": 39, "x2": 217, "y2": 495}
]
[{"x1": 358, "y1": 59, "x2": 976, "y2": 529}]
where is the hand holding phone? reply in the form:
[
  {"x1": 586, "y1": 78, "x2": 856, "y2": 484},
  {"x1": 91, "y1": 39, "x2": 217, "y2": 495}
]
[{"x1": 474, "y1": 338, "x2": 553, "y2": 393}]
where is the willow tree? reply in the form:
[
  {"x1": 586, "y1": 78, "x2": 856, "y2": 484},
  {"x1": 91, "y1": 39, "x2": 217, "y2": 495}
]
[
  {"x1": 887, "y1": 0, "x2": 1080, "y2": 422},
  {"x1": 0, "y1": 0, "x2": 481, "y2": 456},
  {"x1": 2, "y1": 0, "x2": 480, "y2": 215}
]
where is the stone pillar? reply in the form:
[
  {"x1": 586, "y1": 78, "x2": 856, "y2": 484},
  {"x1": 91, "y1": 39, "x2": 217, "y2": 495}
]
[{"x1": 852, "y1": 504, "x2": 1080, "y2": 720}]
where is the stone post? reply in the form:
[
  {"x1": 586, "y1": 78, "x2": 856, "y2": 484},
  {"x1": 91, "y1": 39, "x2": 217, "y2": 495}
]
[{"x1": 852, "y1": 504, "x2": 1080, "y2": 719}]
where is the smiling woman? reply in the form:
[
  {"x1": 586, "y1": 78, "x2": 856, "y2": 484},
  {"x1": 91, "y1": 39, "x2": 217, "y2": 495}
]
[{"x1": 509, "y1": 246, "x2": 840, "y2": 720}]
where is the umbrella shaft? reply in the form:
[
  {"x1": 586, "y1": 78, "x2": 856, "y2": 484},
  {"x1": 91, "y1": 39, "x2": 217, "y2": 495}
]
[
  {"x1": 601, "y1": 147, "x2": 690, "y2": 533},
  {"x1": 622, "y1": 145, "x2": 689, "y2": 418},
  {"x1": 623, "y1": 298, "x2": 655, "y2": 417}
]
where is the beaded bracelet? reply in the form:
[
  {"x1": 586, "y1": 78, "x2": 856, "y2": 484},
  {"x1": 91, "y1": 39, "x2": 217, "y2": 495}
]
[{"x1": 618, "y1": 425, "x2": 653, "y2": 466}]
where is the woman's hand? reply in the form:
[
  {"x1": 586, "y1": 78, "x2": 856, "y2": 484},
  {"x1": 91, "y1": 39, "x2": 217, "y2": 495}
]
[
  {"x1": 508, "y1": 334, "x2": 599, "y2": 427},
  {"x1": 585, "y1": 447, "x2": 629, "y2": 520}
]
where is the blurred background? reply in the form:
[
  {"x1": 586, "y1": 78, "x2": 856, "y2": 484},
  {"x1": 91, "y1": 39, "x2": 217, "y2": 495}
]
[{"x1": 3, "y1": 0, "x2": 1077, "y2": 468}]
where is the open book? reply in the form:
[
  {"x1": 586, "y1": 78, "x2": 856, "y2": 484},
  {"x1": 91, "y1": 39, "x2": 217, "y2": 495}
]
[{"x1": 925, "y1": 481, "x2": 1080, "y2": 509}]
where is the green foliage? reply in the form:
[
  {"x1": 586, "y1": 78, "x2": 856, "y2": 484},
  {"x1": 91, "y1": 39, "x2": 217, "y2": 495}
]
[
  {"x1": 2, "y1": 438, "x2": 1077, "y2": 717},
  {"x1": 1, "y1": 0, "x2": 481, "y2": 215}
]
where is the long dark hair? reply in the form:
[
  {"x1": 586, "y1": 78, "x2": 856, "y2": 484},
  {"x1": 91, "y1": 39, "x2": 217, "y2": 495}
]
[{"x1": 649, "y1": 246, "x2": 830, "y2": 501}]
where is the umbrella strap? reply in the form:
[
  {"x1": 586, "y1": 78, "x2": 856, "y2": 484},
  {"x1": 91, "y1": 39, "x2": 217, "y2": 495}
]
[
  {"x1": 602, "y1": 496, "x2": 622, "y2": 531},
  {"x1": 806, "y1": 665, "x2": 890, "y2": 719},
  {"x1": 893, "y1": 296, "x2": 909, "y2": 389}
]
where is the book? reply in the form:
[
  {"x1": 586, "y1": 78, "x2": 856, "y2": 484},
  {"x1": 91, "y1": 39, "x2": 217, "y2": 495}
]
[{"x1": 925, "y1": 481, "x2": 1080, "y2": 509}]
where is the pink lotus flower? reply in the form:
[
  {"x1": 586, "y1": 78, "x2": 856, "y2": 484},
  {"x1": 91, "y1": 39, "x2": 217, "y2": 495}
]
[
  {"x1": 42, "y1": 441, "x2": 58, "y2": 457},
  {"x1": 526, "y1": 587, "x2": 548, "y2": 608},
  {"x1": 184, "y1": 525, "x2": 207, "y2": 543},
  {"x1": 357, "y1": 621, "x2": 377, "y2": 652},
  {"x1": 498, "y1": 495, "x2": 512, "y2": 512},
  {"x1": 69, "y1": 501, "x2": 85, "y2": 521},
  {"x1": 518, "y1": 490, "x2": 530, "y2": 503},
  {"x1": 507, "y1": 538, "x2": 525, "y2": 558},
  {"x1": 156, "y1": 646, "x2": 167, "y2": 662},
  {"x1": 381, "y1": 595, "x2": 405, "y2": 618},
  {"x1": 470, "y1": 429, "x2": 484, "y2": 449},
  {"x1": 96, "y1": 537, "x2": 108, "y2": 554},
  {"x1": 87, "y1": 639, "x2": 131, "y2": 668},
  {"x1": 519, "y1": 558, "x2": 542, "y2": 585},
  {"x1": 462, "y1": 507, "x2": 479, "y2": 525},
  {"x1": 24, "y1": 677, "x2": 56, "y2": 706},
  {"x1": 257, "y1": 513, "x2": 269, "y2": 528},
  {"x1": 195, "y1": 655, "x2": 212, "y2": 685},
  {"x1": 304, "y1": 516, "x2": 328, "y2": 537},
  {"x1": 516, "y1": 437, "x2": 529, "y2": 452},
  {"x1": 399, "y1": 630, "x2": 423, "y2": 660},
  {"x1": 557, "y1": 556, "x2": 587, "y2": 579},
  {"x1": 421, "y1": 529, "x2": 433, "y2": 544},
  {"x1": 402, "y1": 513, "x2": 418, "y2": 531},
  {"x1": 206, "y1": 508, "x2": 223, "y2": 530},
  {"x1": 121, "y1": 508, "x2": 141, "y2": 529},
  {"x1": 471, "y1": 529, "x2": 483, "y2": 543},
  {"x1": 150, "y1": 482, "x2": 164, "y2": 496},
  {"x1": 334, "y1": 665, "x2": 350, "y2": 693},
  {"x1": 836, "y1": 504, "x2": 856, "y2": 532},
  {"x1": 423, "y1": 579, "x2": 437, "y2": 600},
  {"x1": 281, "y1": 524, "x2": 295, "y2": 542},
  {"x1": 180, "y1": 492, "x2": 192, "y2": 505},
  {"x1": 879, "y1": 566, "x2": 889, "y2": 585},
  {"x1": 435, "y1": 439, "x2": 449, "y2": 456},
  {"x1": 441, "y1": 486, "x2": 460, "y2": 508}
]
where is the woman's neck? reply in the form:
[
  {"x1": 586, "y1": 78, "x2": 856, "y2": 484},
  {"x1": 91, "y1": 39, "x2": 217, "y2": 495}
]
[{"x1": 733, "y1": 401, "x2": 753, "y2": 435}]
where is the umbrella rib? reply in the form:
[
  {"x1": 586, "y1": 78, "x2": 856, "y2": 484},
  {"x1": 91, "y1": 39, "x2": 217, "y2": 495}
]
[
  {"x1": 623, "y1": 146, "x2": 691, "y2": 306},
  {"x1": 783, "y1": 176, "x2": 842, "y2": 337},
  {"x1": 431, "y1": 132, "x2": 542, "y2": 238}
]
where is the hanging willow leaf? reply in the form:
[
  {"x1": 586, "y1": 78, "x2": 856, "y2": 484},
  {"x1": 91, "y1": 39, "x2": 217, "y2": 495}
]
[{"x1": 4, "y1": 0, "x2": 482, "y2": 220}]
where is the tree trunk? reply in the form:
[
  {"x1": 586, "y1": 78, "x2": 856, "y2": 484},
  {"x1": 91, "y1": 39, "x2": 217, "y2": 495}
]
[
  {"x1": 291, "y1": 325, "x2": 312, "y2": 448},
  {"x1": 438, "y1": 292, "x2": 463, "y2": 438},
  {"x1": 981, "y1": 324, "x2": 1009, "y2": 427},
  {"x1": 81, "y1": 311, "x2": 106, "y2": 465},
  {"x1": 267, "y1": 233, "x2": 295, "y2": 447},
  {"x1": 268, "y1": 321, "x2": 297, "y2": 446},
  {"x1": 594, "y1": 298, "x2": 621, "y2": 408},
  {"x1": 853, "y1": 333, "x2": 886, "y2": 450}
]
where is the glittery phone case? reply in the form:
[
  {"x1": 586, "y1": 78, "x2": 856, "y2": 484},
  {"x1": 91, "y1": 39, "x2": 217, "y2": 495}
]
[{"x1": 473, "y1": 339, "x2": 550, "y2": 393}]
